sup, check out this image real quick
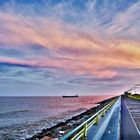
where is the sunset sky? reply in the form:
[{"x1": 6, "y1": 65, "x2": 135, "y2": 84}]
[{"x1": 0, "y1": 0, "x2": 140, "y2": 96}]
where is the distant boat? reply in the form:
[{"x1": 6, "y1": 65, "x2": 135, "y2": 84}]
[{"x1": 62, "y1": 95, "x2": 79, "y2": 98}]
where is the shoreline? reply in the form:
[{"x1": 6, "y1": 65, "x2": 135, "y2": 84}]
[{"x1": 27, "y1": 96, "x2": 118, "y2": 140}]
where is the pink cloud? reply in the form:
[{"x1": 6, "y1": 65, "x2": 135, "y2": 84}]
[{"x1": 0, "y1": 12, "x2": 140, "y2": 80}]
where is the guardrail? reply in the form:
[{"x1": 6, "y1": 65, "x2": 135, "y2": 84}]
[{"x1": 60, "y1": 97, "x2": 118, "y2": 140}]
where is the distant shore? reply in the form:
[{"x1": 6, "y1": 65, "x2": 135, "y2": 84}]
[{"x1": 27, "y1": 96, "x2": 117, "y2": 140}]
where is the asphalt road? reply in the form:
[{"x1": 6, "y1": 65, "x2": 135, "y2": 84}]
[{"x1": 120, "y1": 97, "x2": 140, "y2": 140}]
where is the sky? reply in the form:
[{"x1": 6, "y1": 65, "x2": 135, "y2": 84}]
[{"x1": 0, "y1": 0, "x2": 140, "y2": 96}]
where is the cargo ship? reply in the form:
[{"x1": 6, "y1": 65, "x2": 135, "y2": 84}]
[{"x1": 62, "y1": 95, "x2": 79, "y2": 98}]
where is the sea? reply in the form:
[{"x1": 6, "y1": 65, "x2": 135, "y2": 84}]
[{"x1": 0, "y1": 96, "x2": 112, "y2": 140}]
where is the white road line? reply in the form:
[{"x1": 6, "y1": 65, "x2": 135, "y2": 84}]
[{"x1": 124, "y1": 100, "x2": 140, "y2": 136}]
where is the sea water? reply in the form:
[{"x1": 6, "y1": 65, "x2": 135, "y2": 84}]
[{"x1": 0, "y1": 96, "x2": 112, "y2": 139}]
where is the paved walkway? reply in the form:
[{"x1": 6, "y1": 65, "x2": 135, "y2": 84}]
[{"x1": 120, "y1": 97, "x2": 140, "y2": 140}]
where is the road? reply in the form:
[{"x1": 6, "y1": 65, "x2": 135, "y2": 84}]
[{"x1": 120, "y1": 97, "x2": 140, "y2": 140}]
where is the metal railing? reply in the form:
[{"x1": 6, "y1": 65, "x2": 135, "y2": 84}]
[{"x1": 60, "y1": 97, "x2": 118, "y2": 140}]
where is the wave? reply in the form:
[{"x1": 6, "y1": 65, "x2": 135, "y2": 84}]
[
  {"x1": 0, "y1": 110, "x2": 31, "y2": 118},
  {"x1": 0, "y1": 107, "x2": 88, "y2": 140}
]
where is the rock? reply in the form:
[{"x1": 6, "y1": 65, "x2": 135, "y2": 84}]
[
  {"x1": 41, "y1": 136, "x2": 52, "y2": 140},
  {"x1": 59, "y1": 130, "x2": 65, "y2": 134}
]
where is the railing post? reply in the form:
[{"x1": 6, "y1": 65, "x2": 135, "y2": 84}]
[
  {"x1": 105, "y1": 107, "x2": 108, "y2": 113},
  {"x1": 107, "y1": 106, "x2": 110, "y2": 110},
  {"x1": 101, "y1": 110, "x2": 105, "y2": 117},
  {"x1": 83, "y1": 123, "x2": 87, "y2": 138},
  {"x1": 95, "y1": 115, "x2": 99, "y2": 125}
]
